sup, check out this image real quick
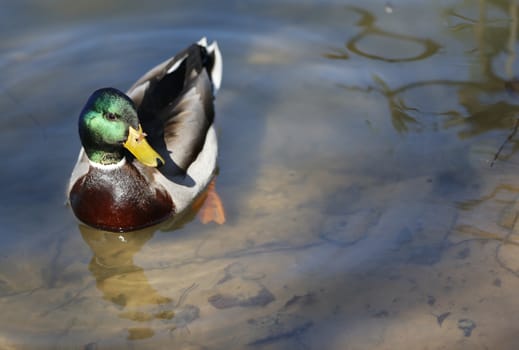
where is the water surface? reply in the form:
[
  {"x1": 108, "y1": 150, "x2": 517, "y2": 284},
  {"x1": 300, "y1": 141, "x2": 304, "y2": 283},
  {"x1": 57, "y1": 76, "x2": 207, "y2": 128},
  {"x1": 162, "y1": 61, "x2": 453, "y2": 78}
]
[{"x1": 2, "y1": 0, "x2": 519, "y2": 349}]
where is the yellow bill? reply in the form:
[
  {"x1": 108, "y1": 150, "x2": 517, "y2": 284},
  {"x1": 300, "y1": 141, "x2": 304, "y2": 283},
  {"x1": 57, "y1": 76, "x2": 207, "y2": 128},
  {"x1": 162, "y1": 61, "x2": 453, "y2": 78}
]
[{"x1": 123, "y1": 125, "x2": 165, "y2": 167}]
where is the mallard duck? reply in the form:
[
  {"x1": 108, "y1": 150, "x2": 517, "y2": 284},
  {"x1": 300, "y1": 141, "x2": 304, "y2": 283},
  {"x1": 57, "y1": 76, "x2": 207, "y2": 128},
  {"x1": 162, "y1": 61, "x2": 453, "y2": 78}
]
[{"x1": 67, "y1": 38, "x2": 224, "y2": 232}]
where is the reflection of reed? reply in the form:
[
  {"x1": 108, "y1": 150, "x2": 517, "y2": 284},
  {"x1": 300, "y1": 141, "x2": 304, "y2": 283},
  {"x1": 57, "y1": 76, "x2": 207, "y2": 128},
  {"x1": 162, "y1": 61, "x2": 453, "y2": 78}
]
[
  {"x1": 344, "y1": 7, "x2": 441, "y2": 63},
  {"x1": 506, "y1": 2, "x2": 518, "y2": 79},
  {"x1": 453, "y1": 181, "x2": 519, "y2": 274},
  {"x1": 328, "y1": 2, "x2": 519, "y2": 146},
  {"x1": 342, "y1": 75, "x2": 519, "y2": 139}
]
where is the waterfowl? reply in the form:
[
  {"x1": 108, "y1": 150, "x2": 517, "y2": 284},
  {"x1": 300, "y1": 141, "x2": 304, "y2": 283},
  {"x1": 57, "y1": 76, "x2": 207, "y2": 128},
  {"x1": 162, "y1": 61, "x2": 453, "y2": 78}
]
[{"x1": 67, "y1": 38, "x2": 224, "y2": 232}]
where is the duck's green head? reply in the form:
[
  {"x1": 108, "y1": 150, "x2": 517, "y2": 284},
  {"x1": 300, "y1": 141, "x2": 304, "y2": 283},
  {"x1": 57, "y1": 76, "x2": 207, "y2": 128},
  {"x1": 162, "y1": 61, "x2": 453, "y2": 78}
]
[{"x1": 78, "y1": 88, "x2": 164, "y2": 167}]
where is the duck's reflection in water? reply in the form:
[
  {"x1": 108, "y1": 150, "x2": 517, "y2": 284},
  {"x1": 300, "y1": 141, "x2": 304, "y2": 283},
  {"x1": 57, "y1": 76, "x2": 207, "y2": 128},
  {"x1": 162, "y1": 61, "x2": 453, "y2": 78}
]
[{"x1": 79, "y1": 225, "x2": 177, "y2": 340}]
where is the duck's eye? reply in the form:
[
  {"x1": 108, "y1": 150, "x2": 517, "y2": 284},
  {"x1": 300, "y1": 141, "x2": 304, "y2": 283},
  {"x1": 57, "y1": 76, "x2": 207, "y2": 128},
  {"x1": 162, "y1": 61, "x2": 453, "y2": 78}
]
[{"x1": 105, "y1": 112, "x2": 118, "y2": 121}]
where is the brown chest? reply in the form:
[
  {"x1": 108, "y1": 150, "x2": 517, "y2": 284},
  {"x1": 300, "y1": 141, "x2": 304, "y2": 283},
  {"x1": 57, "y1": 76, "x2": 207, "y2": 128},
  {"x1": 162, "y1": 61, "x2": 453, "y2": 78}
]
[{"x1": 70, "y1": 164, "x2": 174, "y2": 232}]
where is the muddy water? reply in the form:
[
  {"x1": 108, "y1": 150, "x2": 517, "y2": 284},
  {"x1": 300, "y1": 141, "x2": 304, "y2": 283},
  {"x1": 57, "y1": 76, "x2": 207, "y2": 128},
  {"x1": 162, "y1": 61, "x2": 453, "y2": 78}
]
[{"x1": 1, "y1": 1, "x2": 519, "y2": 349}]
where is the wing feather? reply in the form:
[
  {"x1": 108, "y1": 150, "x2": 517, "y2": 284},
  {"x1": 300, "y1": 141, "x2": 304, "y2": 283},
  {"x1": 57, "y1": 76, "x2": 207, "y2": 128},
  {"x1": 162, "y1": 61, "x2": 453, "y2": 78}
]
[{"x1": 125, "y1": 40, "x2": 221, "y2": 178}]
